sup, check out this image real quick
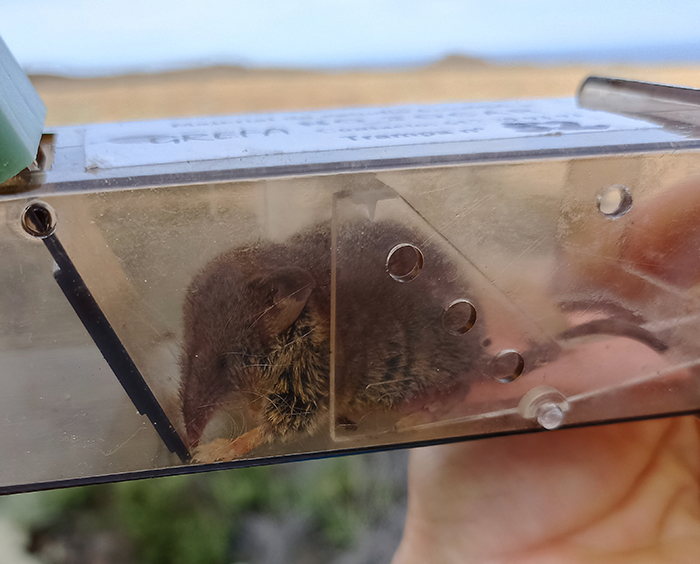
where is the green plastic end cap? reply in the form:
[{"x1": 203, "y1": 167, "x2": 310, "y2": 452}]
[{"x1": 0, "y1": 35, "x2": 47, "y2": 184}]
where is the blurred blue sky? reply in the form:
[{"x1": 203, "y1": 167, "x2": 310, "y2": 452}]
[{"x1": 2, "y1": 0, "x2": 700, "y2": 76}]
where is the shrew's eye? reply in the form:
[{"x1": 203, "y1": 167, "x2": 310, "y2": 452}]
[{"x1": 216, "y1": 355, "x2": 228, "y2": 372}]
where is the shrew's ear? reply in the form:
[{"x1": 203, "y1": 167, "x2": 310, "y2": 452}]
[{"x1": 262, "y1": 268, "x2": 316, "y2": 335}]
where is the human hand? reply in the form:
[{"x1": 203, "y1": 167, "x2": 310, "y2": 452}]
[
  {"x1": 392, "y1": 173, "x2": 700, "y2": 563},
  {"x1": 393, "y1": 416, "x2": 700, "y2": 564}
]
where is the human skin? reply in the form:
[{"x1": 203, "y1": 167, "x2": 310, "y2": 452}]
[
  {"x1": 392, "y1": 328, "x2": 700, "y2": 563},
  {"x1": 392, "y1": 176, "x2": 700, "y2": 564},
  {"x1": 393, "y1": 414, "x2": 700, "y2": 564}
]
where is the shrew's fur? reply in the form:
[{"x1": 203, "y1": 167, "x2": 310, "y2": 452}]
[{"x1": 180, "y1": 220, "x2": 487, "y2": 448}]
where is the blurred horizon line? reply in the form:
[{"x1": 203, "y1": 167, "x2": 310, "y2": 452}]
[{"x1": 23, "y1": 43, "x2": 700, "y2": 80}]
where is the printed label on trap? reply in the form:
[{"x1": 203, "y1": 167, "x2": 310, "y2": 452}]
[{"x1": 84, "y1": 99, "x2": 653, "y2": 170}]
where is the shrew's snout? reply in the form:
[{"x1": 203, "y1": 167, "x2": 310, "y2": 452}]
[{"x1": 183, "y1": 402, "x2": 216, "y2": 449}]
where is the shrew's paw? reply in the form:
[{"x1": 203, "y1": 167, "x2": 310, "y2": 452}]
[{"x1": 192, "y1": 427, "x2": 263, "y2": 463}]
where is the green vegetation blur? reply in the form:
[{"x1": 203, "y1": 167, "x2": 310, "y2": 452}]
[{"x1": 0, "y1": 453, "x2": 405, "y2": 564}]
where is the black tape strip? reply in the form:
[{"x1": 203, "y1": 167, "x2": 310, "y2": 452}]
[{"x1": 43, "y1": 231, "x2": 190, "y2": 463}]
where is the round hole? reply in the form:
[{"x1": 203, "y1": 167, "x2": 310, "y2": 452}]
[
  {"x1": 490, "y1": 349, "x2": 525, "y2": 383},
  {"x1": 386, "y1": 243, "x2": 424, "y2": 282},
  {"x1": 442, "y1": 299, "x2": 478, "y2": 335},
  {"x1": 596, "y1": 184, "x2": 632, "y2": 218},
  {"x1": 21, "y1": 201, "x2": 56, "y2": 238}
]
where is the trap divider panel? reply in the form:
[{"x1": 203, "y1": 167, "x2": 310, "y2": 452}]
[{"x1": 330, "y1": 184, "x2": 556, "y2": 444}]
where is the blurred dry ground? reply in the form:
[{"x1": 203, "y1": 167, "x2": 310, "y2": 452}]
[{"x1": 31, "y1": 56, "x2": 700, "y2": 126}]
